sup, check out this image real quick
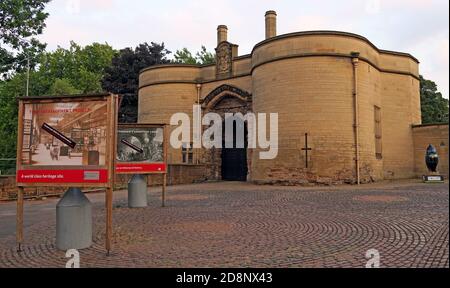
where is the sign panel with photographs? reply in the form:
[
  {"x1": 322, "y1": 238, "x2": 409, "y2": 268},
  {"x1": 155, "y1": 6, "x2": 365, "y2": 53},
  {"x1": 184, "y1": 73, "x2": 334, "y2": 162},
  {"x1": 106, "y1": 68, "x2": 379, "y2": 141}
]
[
  {"x1": 116, "y1": 124, "x2": 167, "y2": 174},
  {"x1": 16, "y1": 94, "x2": 117, "y2": 187}
]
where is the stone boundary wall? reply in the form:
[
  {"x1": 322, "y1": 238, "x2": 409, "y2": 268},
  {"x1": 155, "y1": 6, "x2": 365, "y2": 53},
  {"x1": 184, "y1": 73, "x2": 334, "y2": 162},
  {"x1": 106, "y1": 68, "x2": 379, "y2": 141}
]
[
  {"x1": 412, "y1": 123, "x2": 449, "y2": 177},
  {"x1": 0, "y1": 164, "x2": 209, "y2": 201}
]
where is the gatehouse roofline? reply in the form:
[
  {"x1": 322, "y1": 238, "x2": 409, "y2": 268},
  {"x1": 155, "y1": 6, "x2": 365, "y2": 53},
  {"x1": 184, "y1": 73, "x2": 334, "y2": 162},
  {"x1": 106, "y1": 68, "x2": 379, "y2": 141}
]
[
  {"x1": 251, "y1": 30, "x2": 419, "y2": 63},
  {"x1": 140, "y1": 29, "x2": 419, "y2": 74}
]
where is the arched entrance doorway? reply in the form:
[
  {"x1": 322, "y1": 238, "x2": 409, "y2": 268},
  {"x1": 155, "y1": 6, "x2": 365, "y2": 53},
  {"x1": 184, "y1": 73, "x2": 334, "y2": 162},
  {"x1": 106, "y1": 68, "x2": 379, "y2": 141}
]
[
  {"x1": 201, "y1": 84, "x2": 252, "y2": 181},
  {"x1": 221, "y1": 120, "x2": 248, "y2": 181}
]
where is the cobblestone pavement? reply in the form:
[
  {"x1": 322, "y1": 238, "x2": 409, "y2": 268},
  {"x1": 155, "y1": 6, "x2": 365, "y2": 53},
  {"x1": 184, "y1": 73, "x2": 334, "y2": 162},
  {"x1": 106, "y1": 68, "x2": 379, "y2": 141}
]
[{"x1": 0, "y1": 180, "x2": 448, "y2": 268}]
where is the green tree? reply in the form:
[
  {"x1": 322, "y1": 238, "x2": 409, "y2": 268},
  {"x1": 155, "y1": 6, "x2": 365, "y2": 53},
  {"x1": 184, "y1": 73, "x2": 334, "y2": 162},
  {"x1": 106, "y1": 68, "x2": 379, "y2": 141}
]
[
  {"x1": 48, "y1": 78, "x2": 81, "y2": 95},
  {"x1": 0, "y1": 0, "x2": 50, "y2": 76},
  {"x1": 101, "y1": 42, "x2": 171, "y2": 123},
  {"x1": 0, "y1": 42, "x2": 115, "y2": 159},
  {"x1": 173, "y1": 46, "x2": 215, "y2": 65},
  {"x1": 0, "y1": 75, "x2": 23, "y2": 159},
  {"x1": 196, "y1": 46, "x2": 215, "y2": 65},
  {"x1": 173, "y1": 48, "x2": 197, "y2": 64},
  {"x1": 420, "y1": 75, "x2": 449, "y2": 124},
  {"x1": 36, "y1": 41, "x2": 116, "y2": 94},
  {"x1": 0, "y1": 0, "x2": 50, "y2": 160}
]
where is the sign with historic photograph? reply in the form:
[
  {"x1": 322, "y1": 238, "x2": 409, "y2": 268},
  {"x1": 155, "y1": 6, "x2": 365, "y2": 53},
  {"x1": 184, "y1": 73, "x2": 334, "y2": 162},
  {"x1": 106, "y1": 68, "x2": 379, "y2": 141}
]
[
  {"x1": 16, "y1": 94, "x2": 118, "y2": 187},
  {"x1": 116, "y1": 124, "x2": 167, "y2": 174}
]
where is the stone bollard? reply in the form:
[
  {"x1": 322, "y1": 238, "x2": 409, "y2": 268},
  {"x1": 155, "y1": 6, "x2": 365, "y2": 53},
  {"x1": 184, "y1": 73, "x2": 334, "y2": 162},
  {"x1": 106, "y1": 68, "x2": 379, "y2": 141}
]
[
  {"x1": 56, "y1": 188, "x2": 92, "y2": 250},
  {"x1": 128, "y1": 174, "x2": 148, "y2": 208}
]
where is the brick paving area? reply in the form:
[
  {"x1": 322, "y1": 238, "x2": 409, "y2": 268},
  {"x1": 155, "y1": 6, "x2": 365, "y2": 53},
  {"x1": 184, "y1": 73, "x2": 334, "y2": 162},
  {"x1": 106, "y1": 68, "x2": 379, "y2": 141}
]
[{"x1": 0, "y1": 181, "x2": 448, "y2": 268}]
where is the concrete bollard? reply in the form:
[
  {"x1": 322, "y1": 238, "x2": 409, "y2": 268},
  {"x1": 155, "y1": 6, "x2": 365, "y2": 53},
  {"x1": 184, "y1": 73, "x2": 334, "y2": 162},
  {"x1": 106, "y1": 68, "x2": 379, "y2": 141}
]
[
  {"x1": 128, "y1": 174, "x2": 148, "y2": 208},
  {"x1": 56, "y1": 188, "x2": 92, "y2": 250}
]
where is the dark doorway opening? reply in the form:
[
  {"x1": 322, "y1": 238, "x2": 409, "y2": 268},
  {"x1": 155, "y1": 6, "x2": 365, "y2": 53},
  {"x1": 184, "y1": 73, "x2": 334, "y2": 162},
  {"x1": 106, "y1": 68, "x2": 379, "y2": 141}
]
[{"x1": 221, "y1": 120, "x2": 248, "y2": 181}]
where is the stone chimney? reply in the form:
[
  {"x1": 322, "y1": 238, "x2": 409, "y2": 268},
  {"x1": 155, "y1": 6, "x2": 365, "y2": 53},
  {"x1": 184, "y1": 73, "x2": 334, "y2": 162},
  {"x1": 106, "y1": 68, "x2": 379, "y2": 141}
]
[
  {"x1": 265, "y1": 10, "x2": 277, "y2": 39},
  {"x1": 217, "y1": 25, "x2": 228, "y2": 44}
]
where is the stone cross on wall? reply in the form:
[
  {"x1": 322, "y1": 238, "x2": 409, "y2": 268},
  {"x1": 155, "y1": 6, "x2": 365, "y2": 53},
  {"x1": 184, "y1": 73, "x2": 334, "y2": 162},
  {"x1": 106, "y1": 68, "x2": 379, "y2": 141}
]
[{"x1": 301, "y1": 133, "x2": 312, "y2": 168}]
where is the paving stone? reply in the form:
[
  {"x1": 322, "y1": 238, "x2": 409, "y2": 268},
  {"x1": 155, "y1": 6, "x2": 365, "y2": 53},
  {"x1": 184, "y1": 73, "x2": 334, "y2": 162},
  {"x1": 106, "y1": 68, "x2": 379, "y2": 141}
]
[{"x1": 0, "y1": 181, "x2": 447, "y2": 268}]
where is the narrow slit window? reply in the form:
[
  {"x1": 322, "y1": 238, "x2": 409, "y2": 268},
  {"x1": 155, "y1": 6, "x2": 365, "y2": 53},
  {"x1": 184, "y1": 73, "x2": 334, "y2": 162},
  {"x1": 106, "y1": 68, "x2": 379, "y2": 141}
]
[{"x1": 374, "y1": 106, "x2": 382, "y2": 159}]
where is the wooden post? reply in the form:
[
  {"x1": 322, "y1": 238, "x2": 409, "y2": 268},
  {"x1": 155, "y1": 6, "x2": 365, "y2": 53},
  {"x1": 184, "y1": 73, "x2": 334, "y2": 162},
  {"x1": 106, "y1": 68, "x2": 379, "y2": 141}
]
[
  {"x1": 162, "y1": 124, "x2": 168, "y2": 207},
  {"x1": 105, "y1": 187, "x2": 113, "y2": 255},
  {"x1": 16, "y1": 100, "x2": 25, "y2": 252},
  {"x1": 105, "y1": 94, "x2": 118, "y2": 255},
  {"x1": 16, "y1": 187, "x2": 24, "y2": 252},
  {"x1": 162, "y1": 173, "x2": 166, "y2": 207}
]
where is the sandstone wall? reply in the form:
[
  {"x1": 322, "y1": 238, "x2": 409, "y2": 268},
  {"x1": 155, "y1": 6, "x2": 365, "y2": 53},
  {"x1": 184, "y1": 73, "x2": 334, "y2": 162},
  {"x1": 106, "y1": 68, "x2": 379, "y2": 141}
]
[
  {"x1": 412, "y1": 124, "x2": 449, "y2": 177},
  {"x1": 138, "y1": 31, "x2": 422, "y2": 184},
  {"x1": 251, "y1": 56, "x2": 356, "y2": 184},
  {"x1": 380, "y1": 73, "x2": 421, "y2": 179}
]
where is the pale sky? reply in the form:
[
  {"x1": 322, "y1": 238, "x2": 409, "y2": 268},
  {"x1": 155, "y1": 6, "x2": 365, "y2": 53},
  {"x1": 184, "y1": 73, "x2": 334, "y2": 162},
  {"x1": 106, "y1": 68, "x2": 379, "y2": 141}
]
[{"x1": 38, "y1": 0, "x2": 449, "y2": 98}]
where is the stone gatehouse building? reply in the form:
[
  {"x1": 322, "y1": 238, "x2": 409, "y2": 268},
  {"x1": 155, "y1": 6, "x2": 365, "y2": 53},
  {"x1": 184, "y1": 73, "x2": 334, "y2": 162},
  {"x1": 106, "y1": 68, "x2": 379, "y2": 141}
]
[{"x1": 138, "y1": 10, "x2": 448, "y2": 185}]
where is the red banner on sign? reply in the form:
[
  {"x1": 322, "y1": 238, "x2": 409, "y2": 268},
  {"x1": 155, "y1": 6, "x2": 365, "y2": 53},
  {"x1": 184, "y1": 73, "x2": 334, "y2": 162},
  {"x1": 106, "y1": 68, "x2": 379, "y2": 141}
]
[
  {"x1": 17, "y1": 169, "x2": 108, "y2": 183},
  {"x1": 116, "y1": 163, "x2": 166, "y2": 173}
]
